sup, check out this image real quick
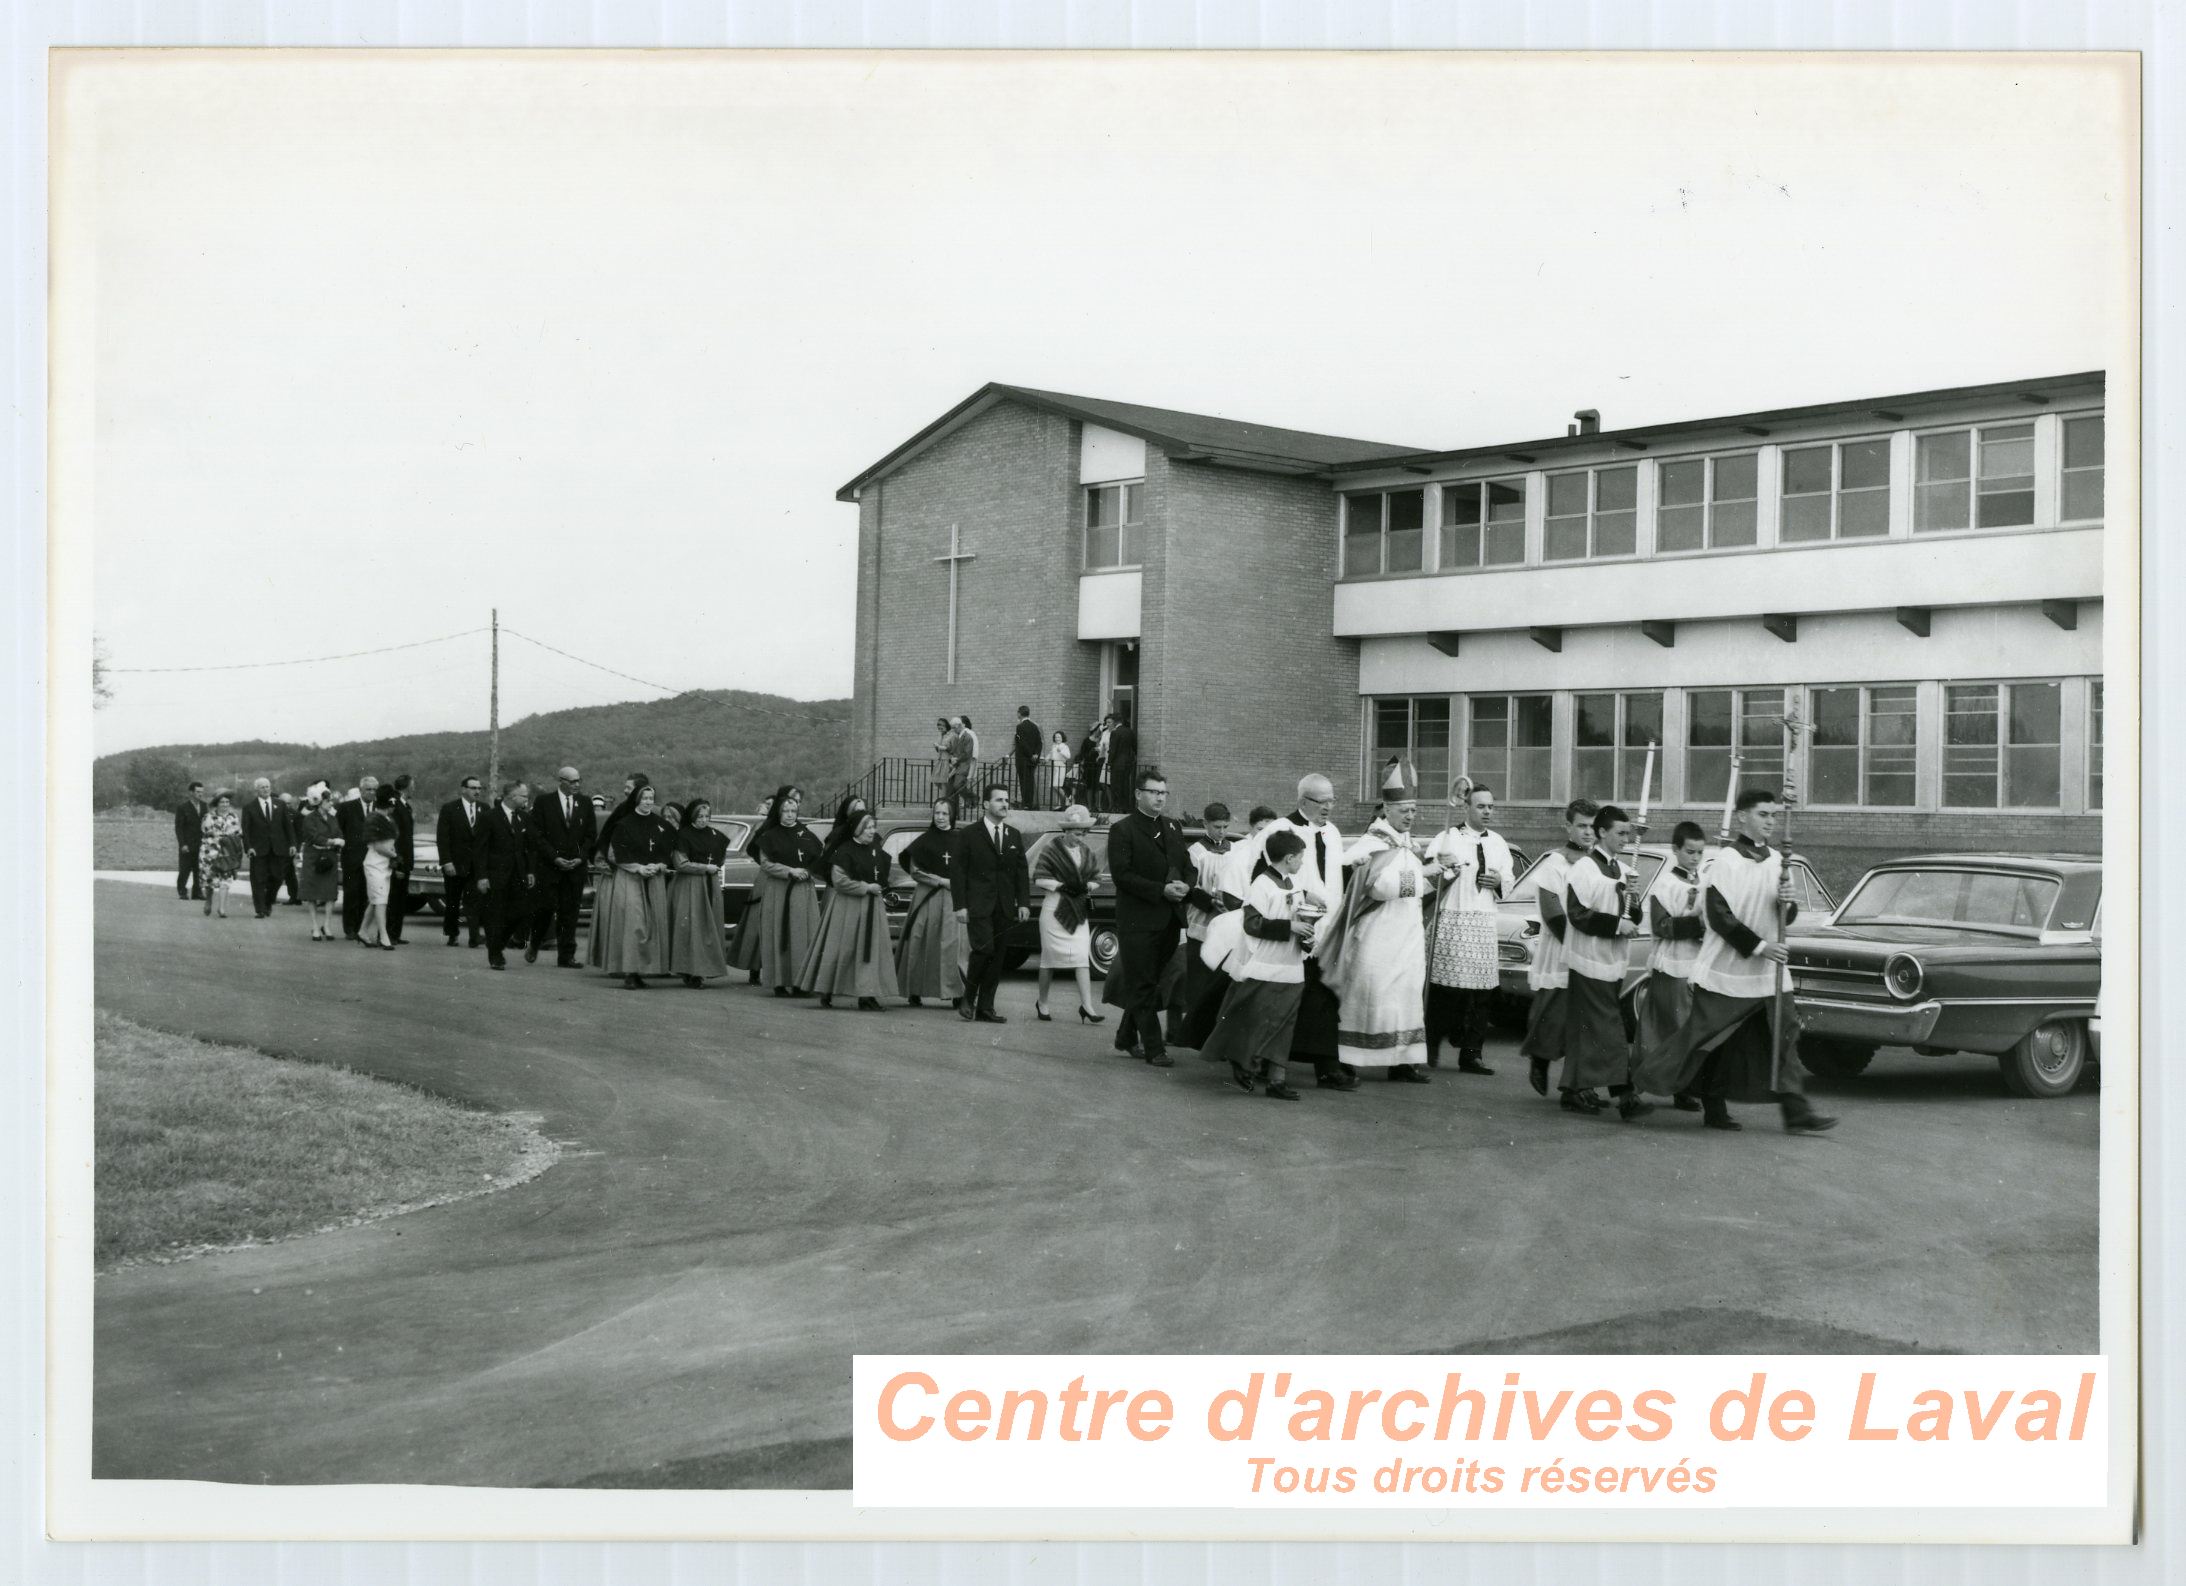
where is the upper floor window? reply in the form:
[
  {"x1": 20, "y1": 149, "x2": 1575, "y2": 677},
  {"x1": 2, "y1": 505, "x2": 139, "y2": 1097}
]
[
  {"x1": 1657, "y1": 452, "x2": 1758, "y2": 553},
  {"x1": 2061, "y1": 416, "x2": 2105, "y2": 522},
  {"x1": 1916, "y1": 422, "x2": 2034, "y2": 532},
  {"x1": 1543, "y1": 464, "x2": 1637, "y2": 561},
  {"x1": 1440, "y1": 478, "x2": 1526, "y2": 569},
  {"x1": 1686, "y1": 687, "x2": 1787, "y2": 806},
  {"x1": 1370, "y1": 696, "x2": 1451, "y2": 801},
  {"x1": 1343, "y1": 488, "x2": 1425, "y2": 577},
  {"x1": 1781, "y1": 437, "x2": 1890, "y2": 542},
  {"x1": 1085, "y1": 482, "x2": 1143, "y2": 569},
  {"x1": 1465, "y1": 694, "x2": 1553, "y2": 802},
  {"x1": 1943, "y1": 679, "x2": 2060, "y2": 808},
  {"x1": 1809, "y1": 684, "x2": 1918, "y2": 808}
]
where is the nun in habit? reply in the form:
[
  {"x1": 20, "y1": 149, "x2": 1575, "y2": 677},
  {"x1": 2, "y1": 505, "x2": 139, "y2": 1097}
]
[
  {"x1": 894, "y1": 797, "x2": 968, "y2": 1009},
  {"x1": 736, "y1": 784, "x2": 829, "y2": 995},
  {"x1": 585, "y1": 774, "x2": 649, "y2": 973},
  {"x1": 798, "y1": 809, "x2": 899, "y2": 1010},
  {"x1": 666, "y1": 797, "x2": 731, "y2": 987},
  {"x1": 595, "y1": 783, "x2": 672, "y2": 989}
]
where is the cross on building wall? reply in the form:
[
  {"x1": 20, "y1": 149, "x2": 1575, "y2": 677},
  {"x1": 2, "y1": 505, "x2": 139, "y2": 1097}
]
[{"x1": 934, "y1": 522, "x2": 975, "y2": 684}]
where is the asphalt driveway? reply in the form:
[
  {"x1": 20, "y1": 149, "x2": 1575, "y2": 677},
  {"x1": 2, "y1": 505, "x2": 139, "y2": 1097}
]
[{"x1": 90, "y1": 880, "x2": 2100, "y2": 1487}]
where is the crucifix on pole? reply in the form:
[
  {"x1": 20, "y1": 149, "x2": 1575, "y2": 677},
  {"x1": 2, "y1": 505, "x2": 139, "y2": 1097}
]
[{"x1": 934, "y1": 523, "x2": 975, "y2": 685}]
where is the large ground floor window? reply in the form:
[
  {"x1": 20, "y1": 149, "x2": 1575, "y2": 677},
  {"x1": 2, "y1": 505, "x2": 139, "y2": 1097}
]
[{"x1": 1365, "y1": 675, "x2": 2100, "y2": 815}]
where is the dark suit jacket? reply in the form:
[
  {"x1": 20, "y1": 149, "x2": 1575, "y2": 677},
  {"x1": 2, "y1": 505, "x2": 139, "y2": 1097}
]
[
  {"x1": 1107, "y1": 810, "x2": 1190, "y2": 931},
  {"x1": 529, "y1": 788, "x2": 599, "y2": 869},
  {"x1": 392, "y1": 799, "x2": 416, "y2": 869},
  {"x1": 949, "y1": 816, "x2": 1030, "y2": 922},
  {"x1": 276, "y1": 802, "x2": 306, "y2": 851},
  {"x1": 474, "y1": 804, "x2": 533, "y2": 890},
  {"x1": 240, "y1": 796, "x2": 285, "y2": 859},
  {"x1": 174, "y1": 800, "x2": 204, "y2": 847},
  {"x1": 436, "y1": 797, "x2": 484, "y2": 874},
  {"x1": 337, "y1": 797, "x2": 369, "y2": 865},
  {"x1": 1105, "y1": 723, "x2": 1138, "y2": 786},
  {"x1": 1013, "y1": 719, "x2": 1042, "y2": 760}
]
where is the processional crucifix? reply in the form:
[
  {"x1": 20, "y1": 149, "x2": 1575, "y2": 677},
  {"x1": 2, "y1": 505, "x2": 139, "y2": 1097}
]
[{"x1": 935, "y1": 523, "x2": 975, "y2": 684}]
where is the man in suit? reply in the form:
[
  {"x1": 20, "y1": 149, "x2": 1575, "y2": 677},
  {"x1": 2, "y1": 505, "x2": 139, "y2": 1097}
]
[
  {"x1": 528, "y1": 764, "x2": 597, "y2": 967},
  {"x1": 951, "y1": 782, "x2": 1030, "y2": 1024},
  {"x1": 1077, "y1": 723, "x2": 1105, "y2": 814},
  {"x1": 1105, "y1": 713, "x2": 1139, "y2": 816},
  {"x1": 1012, "y1": 705, "x2": 1042, "y2": 810},
  {"x1": 239, "y1": 777, "x2": 287, "y2": 920},
  {"x1": 1105, "y1": 764, "x2": 1193, "y2": 1067},
  {"x1": 276, "y1": 792, "x2": 305, "y2": 904},
  {"x1": 385, "y1": 774, "x2": 418, "y2": 943},
  {"x1": 435, "y1": 775, "x2": 487, "y2": 947},
  {"x1": 173, "y1": 782, "x2": 206, "y2": 900},
  {"x1": 472, "y1": 780, "x2": 535, "y2": 971},
  {"x1": 337, "y1": 775, "x2": 381, "y2": 939}
]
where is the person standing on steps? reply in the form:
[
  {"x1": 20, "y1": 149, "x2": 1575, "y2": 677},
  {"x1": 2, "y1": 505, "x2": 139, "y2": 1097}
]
[
  {"x1": 1013, "y1": 704, "x2": 1043, "y2": 811},
  {"x1": 952, "y1": 782, "x2": 1031, "y2": 1025}
]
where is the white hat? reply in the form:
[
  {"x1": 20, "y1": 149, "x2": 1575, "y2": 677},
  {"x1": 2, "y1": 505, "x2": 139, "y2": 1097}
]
[{"x1": 1380, "y1": 759, "x2": 1420, "y2": 801}]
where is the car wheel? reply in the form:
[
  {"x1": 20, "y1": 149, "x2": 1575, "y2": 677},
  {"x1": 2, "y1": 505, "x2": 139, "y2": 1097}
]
[
  {"x1": 1088, "y1": 927, "x2": 1120, "y2": 980},
  {"x1": 1998, "y1": 1019, "x2": 2089, "y2": 1099},
  {"x1": 1799, "y1": 1038, "x2": 1877, "y2": 1080}
]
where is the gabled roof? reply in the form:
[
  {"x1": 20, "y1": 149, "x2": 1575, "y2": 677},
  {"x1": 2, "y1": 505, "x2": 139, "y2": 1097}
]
[{"x1": 835, "y1": 382, "x2": 1424, "y2": 501}]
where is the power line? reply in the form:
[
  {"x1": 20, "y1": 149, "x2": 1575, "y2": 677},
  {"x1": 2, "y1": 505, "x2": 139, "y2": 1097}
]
[
  {"x1": 500, "y1": 626, "x2": 680, "y2": 696},
  {"x1": 109, "y1": 627, "x2": 488, "y2": 674}
]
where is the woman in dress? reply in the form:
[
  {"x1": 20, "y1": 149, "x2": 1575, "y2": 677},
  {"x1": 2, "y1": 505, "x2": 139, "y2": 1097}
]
[
  {"x1": 597, "y1": 783, "x2": 672, "y2": 989},
  {"x1": 798, "y1": 809, "x2": 899, "y2": 1010},
  {"x1": 931, "y1": 717, "x2": 954, "y2": 799},
  {"x1": 666, "y1": 797, "x2": 730, "y2": 987},
  {"x1": 355, "y1": 784, "x2": 400, "y2": 949},
  {"x1": 894, "y1": 798, "x2": 966, "y2": 1009},
  {"x1": 736, "y1": 784, "x2": 829, "y2": 996},
  {"x1": 1045, "y1": 731, "x2": 1075, "y2": 811},
  {"x1": 1032, "y1": 807, "x2": 1104, "y2": 1024},
  {"x1": 584, "y1": 775, "x2": 649, "y2": 973},
  {"x1": 198, "y1": 792, "x2": 243, "y2": 918},
  {"x1": 298, "y1": 780, "x2": 344, "y2": 940}
]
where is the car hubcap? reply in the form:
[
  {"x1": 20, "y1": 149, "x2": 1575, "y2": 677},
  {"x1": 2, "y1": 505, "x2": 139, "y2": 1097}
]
[{"x1": 2032, "y1": 1023, "x2": 2081, "y2": 1081}]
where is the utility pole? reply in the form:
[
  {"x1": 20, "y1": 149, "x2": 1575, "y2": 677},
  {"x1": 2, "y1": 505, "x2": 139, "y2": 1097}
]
[{"x1": 487, "y1": 607, "x2": 501, "y2": 794}]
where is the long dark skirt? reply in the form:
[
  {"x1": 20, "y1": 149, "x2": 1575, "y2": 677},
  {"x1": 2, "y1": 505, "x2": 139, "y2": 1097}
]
[
  {"x1": 1518, "y1": 985, "x2": 1567, "y2": 1063},
  {"x1": 1631, "y1": 969, "x2": 1693, "y2": 1069},
  {"x1": 798, "y1": 889, "x2": 900, "y2": 1000},
  {"x1": 1559, "y1": 972, "x2": 1633, "y2": 1091},
  {"x1": 896, "y1": 880, "x2": 967, "y2": 1000},
  {"x1": 1633, "y1": 985, "x2": 1805, "y2": 1102},
  {"x1": 666, "y1": 871, "x2": 729, "y2": 979},
  {"x1": 1288, "y1": 960, "x2": 1341, "y2": 1062},
  {"x1": 1178, "y1": 964, "x2": 1234, "y2": 1050},
  {"x1": 1200, "y1": 978, "x2": 1303, "y2": 1080},
  {"x1": 737, "y1": 871, "x2": 823, "y2": 990},
  {"x1": 594, "y1": 868, "x2": 669, "y2": 976}
]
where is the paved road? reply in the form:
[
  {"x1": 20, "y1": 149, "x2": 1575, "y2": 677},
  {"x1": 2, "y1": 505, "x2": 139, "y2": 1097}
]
[{"x1": 92, "y1": 881, "x2": 2099, "y2": 1487}]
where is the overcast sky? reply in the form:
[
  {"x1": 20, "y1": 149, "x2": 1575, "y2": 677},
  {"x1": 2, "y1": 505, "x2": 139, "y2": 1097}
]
[{"x1": 71, "y1": 51, "x2": 2130, "y2": 756}]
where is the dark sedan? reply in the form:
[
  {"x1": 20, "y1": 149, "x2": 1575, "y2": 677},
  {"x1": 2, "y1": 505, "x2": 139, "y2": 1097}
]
[{"x1": 1787, "y1": 853, "x2": 2102, "y2": 1098}]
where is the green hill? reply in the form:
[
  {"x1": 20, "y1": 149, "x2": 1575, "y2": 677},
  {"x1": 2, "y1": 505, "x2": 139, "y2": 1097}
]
[{"x1": 94, "y1": 691, "x2": 858, "y2": 816}]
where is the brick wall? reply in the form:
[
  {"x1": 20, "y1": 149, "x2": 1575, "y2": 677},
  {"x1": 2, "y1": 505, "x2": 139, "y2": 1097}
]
[
  {"x1": 848, "y1": 402, "x2": 1095, "y2": 794},
  {"x1": 1148, "y1": 456, "x2": 1362, "y2": 818}
]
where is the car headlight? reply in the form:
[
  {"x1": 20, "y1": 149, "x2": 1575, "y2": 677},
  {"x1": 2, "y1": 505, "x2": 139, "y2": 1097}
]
[{"x1": 1883, "y1": 952, "x2": 1925, "y2": 1001}]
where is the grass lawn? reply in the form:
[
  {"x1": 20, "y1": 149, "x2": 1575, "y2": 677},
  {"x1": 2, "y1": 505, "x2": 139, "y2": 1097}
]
[
  {"x1": 95, "y1": 818, "x2": 179, "y2": 871},
  {"x1": 95, "y1": 1011, "x2": 557, "y2": 1270}
]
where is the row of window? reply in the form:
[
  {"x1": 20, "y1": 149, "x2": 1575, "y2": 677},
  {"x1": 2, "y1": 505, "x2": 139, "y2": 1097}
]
[
  {"x1": 1370, "y1": 677, "x2": 2104, "y2": 813},
  {"x1": 1341, "y1": 415, "x2": 2105, "y2": 577}
]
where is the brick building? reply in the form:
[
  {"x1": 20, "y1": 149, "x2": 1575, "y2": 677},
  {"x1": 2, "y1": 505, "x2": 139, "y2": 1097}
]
[{"x1": 841, "y1": 373, "x2": 2106, "y2": 891}]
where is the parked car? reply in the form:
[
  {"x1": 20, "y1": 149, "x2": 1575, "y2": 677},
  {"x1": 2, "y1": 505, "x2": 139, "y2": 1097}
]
[
  {"x1": 1492, "y1": 842, "x2": 1837, "y2": 1027},
  {"x1": 408, "y1": 813, "x2": 761, "y2": 938},
  {"x1": 1786, "y1": 853, "x2": 2102, "y2": 1099}
]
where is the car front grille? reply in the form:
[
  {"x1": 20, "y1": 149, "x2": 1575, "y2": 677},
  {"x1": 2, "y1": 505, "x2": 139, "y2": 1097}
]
[{"x1": 1790, "y1": 957, "x2": 1888, "y2": 998}]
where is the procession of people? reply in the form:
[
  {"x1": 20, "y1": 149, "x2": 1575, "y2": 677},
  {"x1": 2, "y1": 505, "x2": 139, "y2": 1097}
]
[{"x1": 169, "y1": 748, "x2": 1838, "y2": 1135}]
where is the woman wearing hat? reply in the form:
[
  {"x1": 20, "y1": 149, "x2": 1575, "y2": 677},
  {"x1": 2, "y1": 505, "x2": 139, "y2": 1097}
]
[
  {"x1": 298, "y1": 781, "x2": 345, "y2": 940},
  {"x1": 197, "y1": 791, "x2": 244, "y2": 919},
  {"x1": 1031, "y1": 805, "x2": 1105, "y2": 1023}
]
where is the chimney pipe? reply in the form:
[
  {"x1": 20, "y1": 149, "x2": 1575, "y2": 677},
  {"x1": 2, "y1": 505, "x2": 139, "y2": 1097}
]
[{"x1": 1574, "y1": 408, "x2": 1601, "y2": 436}]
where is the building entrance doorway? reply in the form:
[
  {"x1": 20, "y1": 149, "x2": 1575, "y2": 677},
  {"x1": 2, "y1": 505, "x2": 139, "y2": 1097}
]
[{"x1": 1100, "y1": 640, "x2": 1138, "y2": 727}]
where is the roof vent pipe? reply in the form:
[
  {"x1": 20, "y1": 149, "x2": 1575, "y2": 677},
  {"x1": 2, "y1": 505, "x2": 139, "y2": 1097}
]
[{"x1": 1574, "y1": 408, "x2": 1601, "y2": 436}]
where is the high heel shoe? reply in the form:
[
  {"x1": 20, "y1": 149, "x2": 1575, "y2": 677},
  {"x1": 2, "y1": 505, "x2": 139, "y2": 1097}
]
[
  {"x1": 1035, "y1": 1004, "x2": 1052, "y2": 1022},
  {"x1": 1077, "y1": 1006, "x2": 1105, "y2": 1025}
]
